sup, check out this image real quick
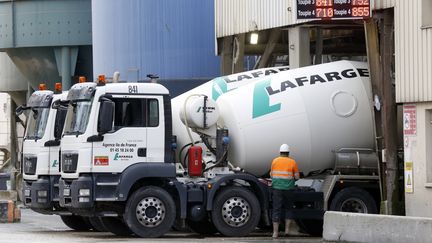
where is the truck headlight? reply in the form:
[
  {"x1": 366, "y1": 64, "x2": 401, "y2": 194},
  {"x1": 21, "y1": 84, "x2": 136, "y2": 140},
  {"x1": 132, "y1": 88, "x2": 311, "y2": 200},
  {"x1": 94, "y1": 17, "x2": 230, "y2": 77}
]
[
  {"x1": 79, "y1": 197, "x2": 90, "y2": 203},
  {"x1": 37, "y1": 190, "x2": 48, "y2": 197},
  {"x1": 63, "y1": 188, "x2": 70, "y2": 196},
  {"x1": 79, "y1": 189, "x2": 90, "y2": 196},
  {"x1": 24, "y1": 189, "x2": 31, "y2": 197}
]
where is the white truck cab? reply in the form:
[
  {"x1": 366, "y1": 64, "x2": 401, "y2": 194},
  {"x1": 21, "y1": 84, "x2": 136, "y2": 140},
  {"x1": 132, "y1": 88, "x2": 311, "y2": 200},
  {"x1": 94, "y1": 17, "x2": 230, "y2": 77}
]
[
  {"x1": 58, "y1": 80, "x2": 177, "y2": 236},
  {"x1": 18, "y1": 84, "x2": 68, "y2": 213},
  {"x1": 59, "y1": 80, "x2": 174, "y2": 208}
]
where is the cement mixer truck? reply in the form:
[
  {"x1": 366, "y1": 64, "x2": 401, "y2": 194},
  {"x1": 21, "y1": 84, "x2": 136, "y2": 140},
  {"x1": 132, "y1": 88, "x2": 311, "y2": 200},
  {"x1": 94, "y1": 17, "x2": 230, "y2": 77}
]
[{"x1": 58, "y1": 61, "x2": 380, "y2": 238}]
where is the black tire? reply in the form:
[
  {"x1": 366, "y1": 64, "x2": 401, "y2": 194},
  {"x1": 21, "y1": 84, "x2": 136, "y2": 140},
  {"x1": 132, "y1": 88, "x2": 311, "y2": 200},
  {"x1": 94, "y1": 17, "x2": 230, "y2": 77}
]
[
  {"x1": 88, "y1": 217, "x2": 107, "y2": 232},
  {"x1": 187, "y1": 218, "x2": 218, "y2": 235},
  {"x1": 124, "y1": 186, "x2": 176, "y2": 238},
  {"x1": 60, "y1": 215, "x2": 92, "y2": 231},
  {"x1": 211, "y1": 187, "x2": 261, "y2": 237},
  {"x1": 100, "y1": 217, "x2": 134, "y2": 236},
  {"x1": 329, "y1": 187, "x2": 378, "y2": 214},
  {"x1": 295, "y1": 219, "x2": 323, "y2": 236}
]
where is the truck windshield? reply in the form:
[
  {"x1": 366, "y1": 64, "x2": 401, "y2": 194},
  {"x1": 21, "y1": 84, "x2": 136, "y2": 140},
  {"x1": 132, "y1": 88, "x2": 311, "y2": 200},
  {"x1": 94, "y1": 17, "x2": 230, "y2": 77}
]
[
  {"x1": 64, "y1": 101, "x2": 92, "y2": 135},
  {"x1": 25, "y1": 108, "x2": 50, "y2": 140}
]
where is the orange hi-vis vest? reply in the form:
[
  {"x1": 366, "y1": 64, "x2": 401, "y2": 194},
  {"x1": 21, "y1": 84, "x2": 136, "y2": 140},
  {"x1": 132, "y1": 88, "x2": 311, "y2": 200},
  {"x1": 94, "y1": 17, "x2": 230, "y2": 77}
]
[{"x1": 270, "y1": 156, "x2": 300, "y2": 190}]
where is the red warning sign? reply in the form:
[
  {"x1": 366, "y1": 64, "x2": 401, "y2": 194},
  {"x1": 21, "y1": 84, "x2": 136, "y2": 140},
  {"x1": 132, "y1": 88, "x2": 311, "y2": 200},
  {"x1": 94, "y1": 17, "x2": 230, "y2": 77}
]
[
  {"x1": 94, "y1": 156, "x2": 109, "y2": 166},
  {"x1": 403, "y1": 105, "x2": 416, "y2": 135}
]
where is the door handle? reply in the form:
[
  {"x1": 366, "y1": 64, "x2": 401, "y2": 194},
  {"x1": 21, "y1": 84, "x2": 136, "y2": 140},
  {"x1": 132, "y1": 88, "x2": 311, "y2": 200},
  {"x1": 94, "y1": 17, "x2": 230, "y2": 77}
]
[{"x1": 138, "y1": 148, "x2": 147, "y2": 157}]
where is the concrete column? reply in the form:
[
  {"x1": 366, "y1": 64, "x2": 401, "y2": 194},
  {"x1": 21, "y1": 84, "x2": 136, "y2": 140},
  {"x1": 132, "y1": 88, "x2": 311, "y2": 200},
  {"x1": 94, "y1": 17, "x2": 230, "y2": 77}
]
[
  {"x1": 220, "y1": 36, "x2": 233, "y2": 75},
  {"x1": 288, "y1": 27, "x2": 310, "y2": 69},
  {"x1": 315, "y1": 27, "x2": 323, "y2": 64},
  {"x1": 258, "y1": 28, "x2": 282, "y2": 68}
]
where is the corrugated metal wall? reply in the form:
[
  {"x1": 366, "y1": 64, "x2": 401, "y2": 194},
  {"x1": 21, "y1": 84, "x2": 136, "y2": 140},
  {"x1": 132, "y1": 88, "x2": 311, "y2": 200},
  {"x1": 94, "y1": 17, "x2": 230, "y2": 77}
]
[
  {"x1": 374, "y1": 0, "x2": 395, "y2": 10},
  {"x1": 395, "y1": 0, "x2": 432, "y2": 102},
  {"x1": 215, "y1": 0, "x2": 302, "y2": 38},
  {"x1": 215, "y1": 0, "x2": 395, "y2": 38},
  {"x1": 92, "y1": 0, "x2": 220, "y2": 81}
]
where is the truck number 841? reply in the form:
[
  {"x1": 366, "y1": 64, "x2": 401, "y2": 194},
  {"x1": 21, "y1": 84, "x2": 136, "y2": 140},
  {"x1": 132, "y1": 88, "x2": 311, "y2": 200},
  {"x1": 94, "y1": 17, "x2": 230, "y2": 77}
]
[{"x1": 128, "y1": 85, "x2": 138, "y2": 93}]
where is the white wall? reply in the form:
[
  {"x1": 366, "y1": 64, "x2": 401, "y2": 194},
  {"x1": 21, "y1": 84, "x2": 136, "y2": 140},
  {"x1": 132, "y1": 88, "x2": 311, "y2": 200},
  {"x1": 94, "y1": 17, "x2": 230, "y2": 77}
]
[{"x1": 404, "y1": 102, "x2": 432, "y2": 217}]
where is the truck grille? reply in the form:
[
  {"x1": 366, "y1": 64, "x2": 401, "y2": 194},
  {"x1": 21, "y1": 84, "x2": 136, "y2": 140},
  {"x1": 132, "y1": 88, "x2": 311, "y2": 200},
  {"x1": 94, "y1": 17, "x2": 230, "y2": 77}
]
[
  {"x1": 23, "y1": 156, "x2": 37, "y2": 175},
  {"x1": 61, "y1": 153, "x2": 78, "y2": 173}
]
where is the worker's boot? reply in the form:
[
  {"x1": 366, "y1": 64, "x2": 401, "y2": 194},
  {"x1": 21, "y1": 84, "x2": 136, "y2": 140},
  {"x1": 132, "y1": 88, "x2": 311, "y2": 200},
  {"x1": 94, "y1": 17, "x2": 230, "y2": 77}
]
[
  {"x1": 272, "y1": 222, "x2": 279, "y2": 238},
  {"x1": 284, "y1": 219, "x2": 292, "y2": 236}
]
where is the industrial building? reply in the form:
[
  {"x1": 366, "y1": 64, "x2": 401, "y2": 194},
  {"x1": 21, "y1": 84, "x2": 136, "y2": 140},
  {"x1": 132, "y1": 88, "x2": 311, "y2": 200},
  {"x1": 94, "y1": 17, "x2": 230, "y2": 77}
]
[
  {"x1": 0, "y1": 0, "x2": 430, "y2": 240},
  {"x1": 394, "y1": 0, "x2": 432, "y2": 217}
]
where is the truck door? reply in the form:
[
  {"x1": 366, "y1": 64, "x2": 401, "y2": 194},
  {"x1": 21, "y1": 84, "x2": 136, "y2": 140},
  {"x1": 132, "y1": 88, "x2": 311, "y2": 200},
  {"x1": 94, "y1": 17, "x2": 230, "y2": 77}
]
[
  {"x1": 91, "y1": 95, "x2": 148, "y2": 173},
  {"x1": 144, "y1": 96, "x2": 165, "y2": 163}
]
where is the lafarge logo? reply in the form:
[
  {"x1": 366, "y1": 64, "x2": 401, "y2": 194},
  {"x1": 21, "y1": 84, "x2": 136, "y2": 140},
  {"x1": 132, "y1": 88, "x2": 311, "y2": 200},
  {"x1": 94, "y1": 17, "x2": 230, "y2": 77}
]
[
  {"x1": 212, "y1": 77, "x2": 229, "y2": 101},
  {"x1": 252, "y1": 68, "x2": 369, "y2": 118},
  {"x1": 114, "y1": 153, "x2": 133, "y2": 161},
  {"x1": 52, "y1": 160, "x2": 58, "y2": 167},
  {"x1": 196, "y1": 106, "x2": 216, "y2": 113},
  {"x1": 211, "y1": 67, "x2": 289, "y2": 101}
]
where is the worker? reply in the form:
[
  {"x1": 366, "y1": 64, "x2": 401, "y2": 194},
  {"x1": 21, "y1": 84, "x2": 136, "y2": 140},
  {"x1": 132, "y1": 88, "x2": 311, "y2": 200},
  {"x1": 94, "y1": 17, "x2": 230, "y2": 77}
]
[{"x1": 270, "y1": 144, "x2": 300, "y2": 238}]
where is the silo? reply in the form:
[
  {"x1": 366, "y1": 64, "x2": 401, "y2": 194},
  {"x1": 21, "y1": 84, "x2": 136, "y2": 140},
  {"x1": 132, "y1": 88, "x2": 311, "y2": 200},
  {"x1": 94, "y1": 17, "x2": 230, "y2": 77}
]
[{"x1": 92, "y1": 0, "x2": 220, "y2": 95}]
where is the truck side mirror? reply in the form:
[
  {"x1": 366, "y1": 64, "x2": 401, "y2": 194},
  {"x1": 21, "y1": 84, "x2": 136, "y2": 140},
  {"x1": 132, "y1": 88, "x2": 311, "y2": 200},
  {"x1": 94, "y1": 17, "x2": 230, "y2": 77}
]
[{"x1": 98, "y1": 98, "x2": 114, "y2": 134}]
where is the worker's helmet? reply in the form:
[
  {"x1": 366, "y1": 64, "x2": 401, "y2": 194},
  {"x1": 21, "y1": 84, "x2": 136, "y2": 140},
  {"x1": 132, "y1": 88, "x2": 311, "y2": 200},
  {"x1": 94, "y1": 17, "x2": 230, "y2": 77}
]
[{"x1": 280, "y1": 144, "x2": 290, "y2": 153}]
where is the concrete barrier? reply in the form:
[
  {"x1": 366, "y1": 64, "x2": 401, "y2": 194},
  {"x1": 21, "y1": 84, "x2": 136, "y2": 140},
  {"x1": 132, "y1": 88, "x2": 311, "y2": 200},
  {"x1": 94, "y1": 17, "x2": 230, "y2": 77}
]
[{"x1": 323, "y1": 211, "x2": 432, "y2": 243}]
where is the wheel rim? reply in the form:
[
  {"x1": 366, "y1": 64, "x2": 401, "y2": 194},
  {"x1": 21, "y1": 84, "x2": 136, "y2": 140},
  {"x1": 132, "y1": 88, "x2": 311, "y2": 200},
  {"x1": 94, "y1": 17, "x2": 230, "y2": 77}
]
[
  {"x1": 135, "y1": 196, "x2": 166, "y2": 227},
  {"x1": 340, "y1": 198, "x2": 368, "y2": 213},
  {"x1": 221, "y1": 196, "x2": 251, "y2": 227}
]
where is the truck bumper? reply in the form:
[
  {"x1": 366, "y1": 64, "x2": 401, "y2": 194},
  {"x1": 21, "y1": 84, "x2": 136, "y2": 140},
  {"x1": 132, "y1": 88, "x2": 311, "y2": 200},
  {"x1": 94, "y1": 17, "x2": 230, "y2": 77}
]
[
  {"x1": 59, "y1": 174, "x2": 93, "y2": 209},
  {"x1": 23, "y1": 175, "x2": 68, "y2": 214}
]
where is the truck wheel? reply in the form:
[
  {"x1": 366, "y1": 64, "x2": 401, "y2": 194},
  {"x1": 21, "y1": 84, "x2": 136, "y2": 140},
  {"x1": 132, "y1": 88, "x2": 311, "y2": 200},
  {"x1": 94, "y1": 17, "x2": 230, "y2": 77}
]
[
  {"x1": 295, "y1": 219, "x2": 323, "y2": 236},
  {"x1": 211, "y1": 187, "x2": 261, "y2": 237},
  {"x1": 100, "y1": 217, "x2": 134, "y2": 236},
  {"x1": 124, "y1": 186, "x2": 176, "y2": 238},
  {"x1": 88, "y1": 217, "x2": 107, "y2": 232},
  {"x1": 329, "y1": 187, "x2": 377, "y2": 214},
  {"x1": 187, "y1": 219, "x2": 218, "y2": 235},
  {"x1": 60, "y1": 215, "x2": 92, "y2": 231}
]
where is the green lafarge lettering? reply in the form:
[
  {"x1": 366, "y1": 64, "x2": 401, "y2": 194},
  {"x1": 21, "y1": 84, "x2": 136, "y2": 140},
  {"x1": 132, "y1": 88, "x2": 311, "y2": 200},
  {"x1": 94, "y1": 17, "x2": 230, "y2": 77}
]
[{"x1": 252, "y1": 80, "x2": 281, "y2": 118}]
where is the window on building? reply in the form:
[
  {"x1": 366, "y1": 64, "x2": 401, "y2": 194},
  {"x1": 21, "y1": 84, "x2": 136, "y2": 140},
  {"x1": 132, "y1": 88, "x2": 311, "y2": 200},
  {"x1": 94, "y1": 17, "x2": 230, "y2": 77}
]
[
  {"x1": 112, "y1": 98, "x2": 159, "y2": 131},
  {"x1": 426, "y1": 109, "x2": 432, "y2": 183},
  {"x1": 422, "y1": 0, "x2": 432, "y2": 28}
]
